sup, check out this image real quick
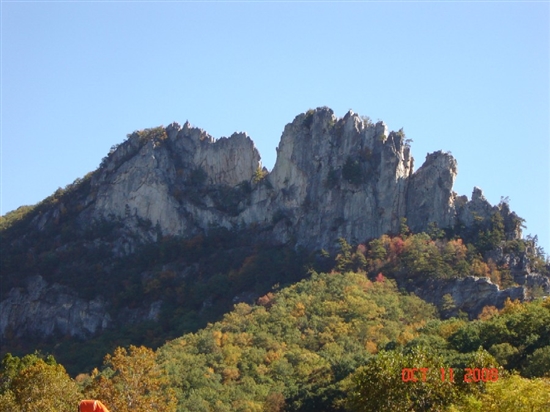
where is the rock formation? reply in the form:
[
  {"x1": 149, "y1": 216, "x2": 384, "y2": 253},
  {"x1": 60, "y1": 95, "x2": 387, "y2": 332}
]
[
  {"x1": 88, "y1": 123, "x2": 262, "y2": 239},
  {"x1": 414, "y1": 277, "x2": 525, "y2": 319},
  {"x1": 0, "y1": 107, "x2": 536, "y2": 340},
  {"x1": 0, "y1": 276, "x2": 111, "y2": 339},
  {"x1": 78, "y1": 107, "x2": 522, "y2": 250}
]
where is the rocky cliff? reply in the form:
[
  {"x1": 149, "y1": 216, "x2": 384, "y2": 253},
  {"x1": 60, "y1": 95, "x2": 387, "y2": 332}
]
[
  {"x1": 72, "y1": 107, "x2": 522, "y2": 250},
  {"x1": 414, "y1": 269, "x2": 550, "y2": 319},
  {"x1": 0, "y1": 275, "x2": 111, "y2": 340},
  {"x1": 1, "y1": 107, "x2": 540, "y2": 342}
]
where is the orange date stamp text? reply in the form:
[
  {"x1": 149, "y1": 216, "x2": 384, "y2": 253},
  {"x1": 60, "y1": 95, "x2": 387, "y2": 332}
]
[{"x1": 401, "y1": 367, "x2": 498, "y2": 382}]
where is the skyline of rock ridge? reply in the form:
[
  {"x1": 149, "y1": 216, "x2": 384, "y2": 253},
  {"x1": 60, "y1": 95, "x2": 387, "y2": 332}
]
[{"x1": 78, "y1": 106, "x2": 521, "y2": 251}]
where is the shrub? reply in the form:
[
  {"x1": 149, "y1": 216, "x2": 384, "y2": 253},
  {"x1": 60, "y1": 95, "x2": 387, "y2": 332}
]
[
  {"x1": 253, "y1": 167, "x2": 268, "y2": 184},
  {"x1": 325, "y1": 168, "x2": 339, "y2": 189},
  {"x1": 342, "y1": 157, "x2": 364, "y2": 185},
  {"x1": 189, "y1": 167, "x2": 207, "y2": 186}
]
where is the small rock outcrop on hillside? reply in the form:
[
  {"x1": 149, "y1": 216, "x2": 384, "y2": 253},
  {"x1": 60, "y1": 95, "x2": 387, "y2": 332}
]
[{"x1": 0, "y1": 275, "x2": 111, "y2": 339}]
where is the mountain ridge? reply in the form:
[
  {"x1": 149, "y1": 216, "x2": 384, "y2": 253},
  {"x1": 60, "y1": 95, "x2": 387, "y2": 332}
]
[{"x1": 18, "y1": 107, "x2": 523, "y2": 252}]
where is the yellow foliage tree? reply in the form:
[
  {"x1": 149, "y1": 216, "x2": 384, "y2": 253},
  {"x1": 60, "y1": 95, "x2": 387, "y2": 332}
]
[
  {"x1": 450, "y1": 374, "x2": 550, "y2": 411},
  {"x1": 88, "y1": 345, "x2": 176, "y2": 412},
  {"x1": 478, "y1": 305, "x2": 499, "y2": 321},
  {"x1": 501, "y1": 297, "x2": 526, "y2": 315},
  {"x1": 2, "y1": 358, "x2": 81, "y2": 412}
]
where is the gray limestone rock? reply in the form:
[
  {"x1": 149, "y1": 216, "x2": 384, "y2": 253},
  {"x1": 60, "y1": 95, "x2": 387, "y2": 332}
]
[
  {"x1": 455, "y1": 187, "x2": 495, "y2": 229},
  {"x1": 88, "y1": 122, "x2": 262, "y2": 239},
  {"x1": 265, "y1": 108, "x2": 414, "y2": 248},
  {"x1": 35, "y1": 107, "x2": 519, "y2": 251},
  {"x1": 406, "y1": 151, "x2": 457, "y2": 233},
  {"x1": 0, "y1": 276, "x2": 111, "y2": 339},
  {"x1": 414, "y1": 276, "x2": 525, "y2": 319}
]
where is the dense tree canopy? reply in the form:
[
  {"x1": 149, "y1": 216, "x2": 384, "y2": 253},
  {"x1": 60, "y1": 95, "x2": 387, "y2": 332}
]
[
  {"x1": 156, "y1": 271, "x2": 437, "y2": 411},
  {"x1": 85, "y1": 345, "x2": 176, "y2": 412},
  {"x1": 0, "y1": 352, "x2": 81, "y2": 412},
  {"x1": 1, "y1": 272, "x2": 549, "y2": 411}
]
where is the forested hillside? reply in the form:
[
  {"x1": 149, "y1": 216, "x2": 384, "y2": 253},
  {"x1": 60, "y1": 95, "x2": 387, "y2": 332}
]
[
  {"x1": 2, "y1": 203, "x2": 548, "y2": 375},
  {"x1": 2, "y1": 269, "x2": 549, "y2": 411},
  {"x1": 2, "y1": 219, "x2": 550, "y2": 410}
]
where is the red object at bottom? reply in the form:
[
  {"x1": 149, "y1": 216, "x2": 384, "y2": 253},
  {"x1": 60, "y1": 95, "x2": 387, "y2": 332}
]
[{"x1": 79, "y1": 400, "x2": 110, "y2": 412}]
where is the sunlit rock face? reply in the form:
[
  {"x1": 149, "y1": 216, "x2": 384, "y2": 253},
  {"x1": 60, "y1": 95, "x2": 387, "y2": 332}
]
[
  {"x1": 88, "y1": 123, "x2": 262, "y2": 239},
  {"x1": 265, "y1": 108, "x2": 413, "y2": 248},
  {"x1": 406, "y1": 150, "x2": 458, "y2": 233},
  {"x1": 83, "y1": 107, "x2": 477, "y2": 250}
]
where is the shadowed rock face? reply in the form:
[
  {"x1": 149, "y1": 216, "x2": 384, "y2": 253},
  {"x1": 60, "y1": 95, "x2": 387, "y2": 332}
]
[
  {"x1": 0, "y1": 276, "x2": 111, "y2": 340},
  {"x1": 83, "y1": 107, "x2": 499, "y2": 250},
  {"x1": 413, "y1": 276, "x2": 525, "y2": 319}
]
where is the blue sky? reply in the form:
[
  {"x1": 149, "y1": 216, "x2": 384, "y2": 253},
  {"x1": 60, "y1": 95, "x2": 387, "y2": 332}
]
[{"x1": 1, "y1": 1, "x2": 549, "y2": 254}]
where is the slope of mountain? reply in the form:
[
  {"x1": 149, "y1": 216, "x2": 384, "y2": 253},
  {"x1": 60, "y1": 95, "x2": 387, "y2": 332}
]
[
  {"x1": 3, "y1": 270, "x2": 549, "y2": 411},
  {"x1": 1, "y1": 107, "x2": 548, "y2": 373}
]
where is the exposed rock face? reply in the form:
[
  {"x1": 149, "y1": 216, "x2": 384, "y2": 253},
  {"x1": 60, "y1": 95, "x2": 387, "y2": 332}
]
[
  {"x1": 260, "y1": 109, "x2": 413, "y2": 247},
  {"x1": 81, "y1": 107, "x2": 520, "y2": 251},
  {"x1": 413, "y1": 276, "x2": 525, "y2": 319},
  {"x1": 406, "y1": 151, "x2": 457, "y2": 233},
  {"x1": 455, "y1": 187, "x2": 494, "y2": 229},
  {"x1": 41, "y1": 107, "x2": 516, "y2": 252},
  {"x1": 117, "y1": 300, "x2": 163, "y2": 325},
  {"x1": 88, "y1": 123, "x2": 262, "y2": 239},
  {"x1": 0, "y1": 276, "x2": 111, "y2": 339}
]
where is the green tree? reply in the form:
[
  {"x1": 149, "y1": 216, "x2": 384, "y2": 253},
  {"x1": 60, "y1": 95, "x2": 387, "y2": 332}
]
[
  {"x1": 0, "y1": 353, "x2": 81, "y2": 412},
  {"x1": 441, "y1": 294, "x2": 457, "y2": 318},
  {"x1": 368, "y1": 238, "x2": 387, "y2": 261},
  {"x1": 450, "y1": 374, "x2": 550, "y2": 412},
  {"x1": 489, "y1": 212, "x2": 505, "y2": 245},
  {"x1": 335, "y1": 238, "x2": 353, "y2": 272},
  {"x1": 399, "y1": 217, "x2": 410, "y2": 238},
  {"x1": 523, "y1": 346, "x2": 550, "y2": 378},
  {"x1": 427, "y1": 221, "x2": 445, "y2": 240},
  {"x1": 478, "y1": 211, "x2": 505, "y2": 251},
  {"x1": 342, "y1": 157, "x2": 364, "y2": 185},
  {"x1": 488, "y1": 343, "x2": 518, "y2": 367},
  {"x1": 346, "y1": 348, "x2": 458, "y2": 412}
]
